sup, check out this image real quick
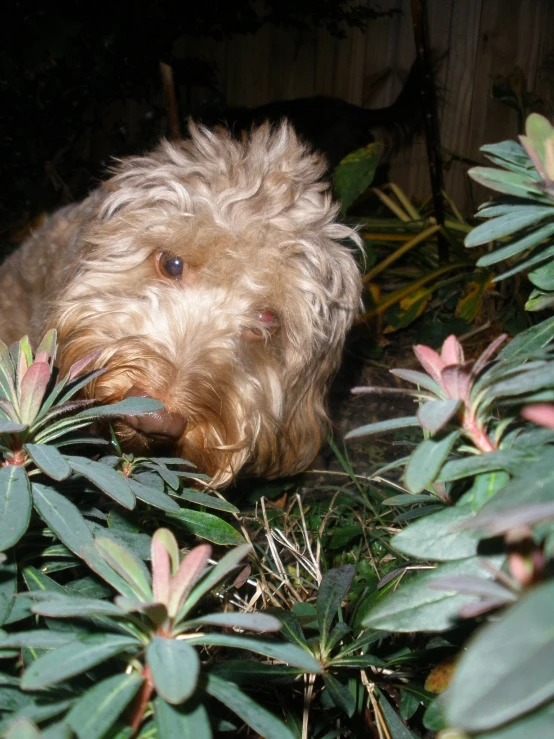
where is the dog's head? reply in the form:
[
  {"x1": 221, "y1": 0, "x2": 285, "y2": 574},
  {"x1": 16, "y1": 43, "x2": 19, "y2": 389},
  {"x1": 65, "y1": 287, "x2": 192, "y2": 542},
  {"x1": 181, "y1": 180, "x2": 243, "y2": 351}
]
[{"x1": 51, "y1": 122, "x2": 362, "y2": 485}]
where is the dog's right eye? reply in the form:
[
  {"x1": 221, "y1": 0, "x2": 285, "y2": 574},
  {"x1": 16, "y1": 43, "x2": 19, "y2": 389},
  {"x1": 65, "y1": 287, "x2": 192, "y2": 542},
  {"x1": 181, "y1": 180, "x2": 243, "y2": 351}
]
[{"x1": 156, "y1": 252, "x2": 184, "y2": 280}]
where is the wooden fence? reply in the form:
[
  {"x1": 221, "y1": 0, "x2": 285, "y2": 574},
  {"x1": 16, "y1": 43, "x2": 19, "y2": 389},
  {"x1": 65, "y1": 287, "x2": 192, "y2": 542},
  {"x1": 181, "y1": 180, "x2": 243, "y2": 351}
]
[{"x1": 184, "y1": 0, "x2": 554, "y2": 214}]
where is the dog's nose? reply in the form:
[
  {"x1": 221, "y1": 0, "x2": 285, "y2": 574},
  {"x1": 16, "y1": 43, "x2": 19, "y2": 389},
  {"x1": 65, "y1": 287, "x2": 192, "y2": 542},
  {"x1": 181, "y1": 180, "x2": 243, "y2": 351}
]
[{"x1": 123, "y1": 387, "x2": 187, "y2": 441}]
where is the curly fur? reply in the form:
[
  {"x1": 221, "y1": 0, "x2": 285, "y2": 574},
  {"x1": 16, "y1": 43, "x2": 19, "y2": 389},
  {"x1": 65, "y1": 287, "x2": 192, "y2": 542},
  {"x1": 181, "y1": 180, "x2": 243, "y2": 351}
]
[{"x1": 0, "y1": 122, "x2": 362, "y2": 485}]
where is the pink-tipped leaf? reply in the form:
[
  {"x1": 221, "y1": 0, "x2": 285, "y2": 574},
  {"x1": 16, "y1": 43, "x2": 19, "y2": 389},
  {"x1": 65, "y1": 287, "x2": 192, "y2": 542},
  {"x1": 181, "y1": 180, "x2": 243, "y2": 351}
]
[
  {"x1": 441, "y1": 334, "x2": 464, "y2": 366},
  {"x1": 521, "y1": 403, "x2": 554, "y2": 429},
  {"x1": 19, "y1": 362, "x2": 52, "y2": 423},
  {"x1": 152, "y1": 528, "x2": 181, "y2": 575},
  {"x1": 152, "y1": 536, "x2": 171, "y2": 606},
  {"x1": 167, "y1": 544, "x2": 212, "y2": 619},
  {"x1": 413, "y1": 344, "x2": 444, "y2": 385}
]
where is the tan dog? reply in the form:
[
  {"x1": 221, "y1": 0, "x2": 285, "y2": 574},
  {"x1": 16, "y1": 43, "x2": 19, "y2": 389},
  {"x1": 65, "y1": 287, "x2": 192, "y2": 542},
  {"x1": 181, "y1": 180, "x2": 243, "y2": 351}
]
[{"x1": 0, "y1": 123, "x2": 361, "y2": 485}]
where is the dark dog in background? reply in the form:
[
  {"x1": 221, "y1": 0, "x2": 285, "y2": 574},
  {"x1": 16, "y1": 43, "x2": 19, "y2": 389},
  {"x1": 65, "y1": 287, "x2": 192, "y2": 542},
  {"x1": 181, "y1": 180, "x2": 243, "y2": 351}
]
[{"x1": 203, "y1": 59, "x2": 427, "y2": 176}]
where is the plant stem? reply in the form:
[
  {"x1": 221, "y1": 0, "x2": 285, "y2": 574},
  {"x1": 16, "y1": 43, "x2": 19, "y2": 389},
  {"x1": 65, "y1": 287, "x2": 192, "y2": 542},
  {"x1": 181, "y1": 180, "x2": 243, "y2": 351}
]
[
  {"x1": 127, "y1": 664, "x2": 155, "y2": 735},
  {"x1": 463, "y1": 413, "x2": 496, "y2": 453}
]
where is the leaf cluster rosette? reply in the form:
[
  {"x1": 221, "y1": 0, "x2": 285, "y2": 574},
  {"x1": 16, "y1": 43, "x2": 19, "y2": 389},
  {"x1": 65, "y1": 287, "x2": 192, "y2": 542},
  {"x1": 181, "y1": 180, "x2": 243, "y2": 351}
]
[{"x1": 0, "y1": 529, "x2": 321, "y2": 737}]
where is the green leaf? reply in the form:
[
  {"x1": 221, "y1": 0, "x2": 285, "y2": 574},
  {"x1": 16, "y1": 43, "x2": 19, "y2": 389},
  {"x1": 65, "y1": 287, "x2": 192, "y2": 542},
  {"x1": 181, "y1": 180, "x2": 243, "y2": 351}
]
[
  {"x1": 18, "y1": 336, "x2": 33, "y2": 368},
  {"x1": 399, "y1": 689, "x2": 424, "y2": 721},
  {"x1": 323, "y1": 673, "x2": 355, "y2": 717},
  {"x1": 525, "y1": 288, "x2": 554, "y2": 312},
  {"x1": 24, "y1": 444, "x2": 71, "y2": 481},
  {"x1": 529, "y1": 258, "x2": 554, "y2": 290},
  {"x1": 0, "y1": 559, "x2": 17, "y2": 626},
  {"x1": 127, "y1": 478, "x2": 180, "y2": 513},
  {"x1": 65, "y1": 456, "x2": 135, "y2": 509},
  {"x1": 362, "y1": 557, "x2": 505, "y2": 633},
  {"x1": 4, "y1": 718, "x2": 42, "y2": 739},
  {"x1": 328, "y1": 524, "x2": 363, "y2": 548},
  {"x1": 474, "y1": 701, "x2": 554, "y2": 739},
  {"x1": 417, "y1": 399, "x2": 461, "y2": 435},
  {"x1": 187, "y1": 612, "x2": 281, "y2": 633},
  {"x1": 522, "y1": 113, "x2": 554, "y2": 169},
  {"x1": 0, "y1": 419, "x2": 28, "y2": 433},
  {"x1": 469, "y1": 453, "x2": 554, "y2": 526},
  {"x1": 0, "y1": 630, "x2": 78, "y2": 648},
  {"x1": 35, "y1": 329, "x2": 57, "y2": 361},
  {"x1": 180, "y1": 544, "x2": 251, "y2": 620},
  {"x1": 94, "y1": 537, "x2": 153, "y2": 602},
  {"x1": 437, "y1": 450, "x2": 526, "y2": 481},
  {"x1": 155, "y1": 697, "x2": 212, "y2": 739},
  {"x1": 32, "y1": 483, "x2": 94, "y2": 556},
  {"x1": 66, "y1": 673, "x2": 143, "y2": 739},
  {"x1": 345, "y1": 416, "x2": 420, "y2": 440},
  {"x1": 468, "y1": 167, "x2": 548, "y2": 201},
  {"x1": 468, "y1": 470, "x2": 510, "y2": 511},
  {"x1": 31, "y1": 594, "x2": 123, "y2": 619},
  {"x1": 271, "y1": 610, "x2": 310, "y2": 649},
  {"x1": 88, "y1": 525, "x2": 151, "y2": 562},
  {"x1": 42, "y1": 720, "x2": 78, "y2": 738},
  {"x1": 383, "y1": 494, "x2": 437, "y2": 506},
  {"x1": 317, "y1": 565, "x2": 355, "y2": 650},
  {"x1": 177, "y1": 489, "x2": 239, "y2": 513},
  {"x1": 493, "y1": 243, "x2": 554, "y2": 281},
  {"x1": 487, "y1": 364, "x2": 554, "y2": 398},
  {"x1": 39, "y1": 368, "x2": 104, "y2": 418},
  {"x1": 147, "y1": 637, "x2": 200, "y2": 704},
  {"x1": 22, "y1": 565, "x2": 67, "y2": 595},
  {"x1": 466, "y1": 206, "x2": 554, "y2": 246},
  {"x1": 377, "y1": 689, "x2": 419, "y2": 739},
  {"x1": 210, "y1": 659, "x2": 303, "y2": 684},
  {"x1": 476, "y1": 222, "x2": 554, "y2": 267},
  {"x1": 480, "y1": 140, "x2": 535, "y2": 172},
  {"x1": 404, "y1": 431, "x2": 460, "y2": 493},
  {"x1": 143, "y1": 462, "x2": 179, "y2": 490},
  {"x1": 423, "y1": 695, "x2": 446, "y2": 731},
  {"x1": 334, "y1": 143, "x2": 380, "y2": 213},
  {"x1": 168, "y1": 508, "x2": 245, "y2": 546},
  {"x1": 203, "y1": 673, "x2": 294, "y2": 739},
  {"x1": 80, "y1": 542, "x2": 142, "y2": 600},
  {"x1": 390, "y1": 368, "x2": 443, "y2": 395},
  {"x1": 21, "y1": 634, "x2": 141, "y2": 690},
  {"x1": 392, "y1": 503, "x2": 481, "y2": 560},
  {"x1": 444, "y1": 581, "x2": 554, "y2": 732},
  {"x1": 187, "y1": 634, "x2": 322, "y2": 673},
  {"x1": 0, "y1": 465, "x2": 32, "y2": 550},
  {"x1": 330, "y1": 654, "x2": 385, "y2": 668},
  {"x1": 74, "y1": 396, "x2": 164, "y2": 420}
]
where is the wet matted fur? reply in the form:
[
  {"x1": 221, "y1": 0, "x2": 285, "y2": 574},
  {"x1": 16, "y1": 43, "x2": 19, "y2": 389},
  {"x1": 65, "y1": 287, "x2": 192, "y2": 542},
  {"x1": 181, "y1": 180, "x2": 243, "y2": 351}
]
[{"x1": 0, "y1": 123, "x2": 362, "y2": 485}]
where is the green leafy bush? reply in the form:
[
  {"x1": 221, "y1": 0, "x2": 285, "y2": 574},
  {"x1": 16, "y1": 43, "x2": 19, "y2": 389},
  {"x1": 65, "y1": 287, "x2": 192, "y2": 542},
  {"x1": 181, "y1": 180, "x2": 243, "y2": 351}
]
[
  {"x1": 0, "y1": 333, "x2": 325, "y2": 737},
  {"x1": 347, "y1": 112, "x2": 554, "y2": 738}
]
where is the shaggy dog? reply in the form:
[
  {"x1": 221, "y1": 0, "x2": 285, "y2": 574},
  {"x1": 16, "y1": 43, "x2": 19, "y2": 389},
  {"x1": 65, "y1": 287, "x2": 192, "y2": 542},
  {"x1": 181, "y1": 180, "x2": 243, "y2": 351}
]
[{"x1": 0, "y1": 123, "x2": 361, "y2": 485}]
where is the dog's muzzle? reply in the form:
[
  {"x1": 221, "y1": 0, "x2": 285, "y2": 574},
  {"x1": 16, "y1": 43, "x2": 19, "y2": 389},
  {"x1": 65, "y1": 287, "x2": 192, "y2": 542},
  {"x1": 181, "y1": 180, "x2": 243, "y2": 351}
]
[{"x1": 123, "y1": 386, "x2": 187, "y2": 442}]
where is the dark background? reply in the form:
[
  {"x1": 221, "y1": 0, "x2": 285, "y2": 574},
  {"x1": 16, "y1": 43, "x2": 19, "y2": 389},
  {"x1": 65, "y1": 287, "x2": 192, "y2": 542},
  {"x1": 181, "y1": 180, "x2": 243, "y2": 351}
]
[{"x1": 3, "y1": 0, "x2": 554, "y2": 239}]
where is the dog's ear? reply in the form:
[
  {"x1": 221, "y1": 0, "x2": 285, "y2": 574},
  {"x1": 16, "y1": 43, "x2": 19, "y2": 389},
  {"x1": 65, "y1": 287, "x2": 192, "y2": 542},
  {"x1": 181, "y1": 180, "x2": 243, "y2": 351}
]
[{"x1": 272, "y1": 244, "x2": 362, "y2": 478}]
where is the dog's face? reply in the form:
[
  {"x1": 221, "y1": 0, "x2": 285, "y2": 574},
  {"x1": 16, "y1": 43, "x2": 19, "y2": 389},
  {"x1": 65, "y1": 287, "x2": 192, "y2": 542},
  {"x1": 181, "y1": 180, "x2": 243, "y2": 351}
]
[{"x1": 50, "y1": 123, "x2": 361, "y2": 485}]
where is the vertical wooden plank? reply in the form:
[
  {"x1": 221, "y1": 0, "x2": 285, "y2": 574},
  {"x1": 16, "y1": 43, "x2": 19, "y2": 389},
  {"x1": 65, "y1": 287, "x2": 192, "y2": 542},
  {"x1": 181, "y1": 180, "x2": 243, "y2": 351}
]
[
  {"x1": 393, "y1": 0, "x2": 457, "y2": 203},
  {"x1": 530, "y1": 0, "x2": 554, "y2": 107},
  {"x1": 436, "y1": 0, "x2": 482, "y2": 210}
]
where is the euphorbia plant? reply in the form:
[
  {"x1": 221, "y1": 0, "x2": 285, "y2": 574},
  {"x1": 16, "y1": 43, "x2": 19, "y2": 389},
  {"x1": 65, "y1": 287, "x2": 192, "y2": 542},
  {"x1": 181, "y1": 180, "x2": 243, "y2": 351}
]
[
  {"x1": 0, "y1": 331, "x2": 201, "y2": 554},
  {"x1": 347, "y1": 330, "x2": 554, "y2": 496},
  {"x1": 1, "y1": 529, "x2": 321, "y2": 737}
]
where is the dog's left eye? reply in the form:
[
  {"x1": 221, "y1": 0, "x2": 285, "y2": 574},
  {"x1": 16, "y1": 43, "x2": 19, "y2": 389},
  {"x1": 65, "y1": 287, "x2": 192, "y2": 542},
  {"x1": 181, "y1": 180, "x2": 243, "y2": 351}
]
[
  {"x1": 156, "y1": 252, "x2": 185, "y2": 280},
  {"x1": 243, "y1": 311, "x2": 279, "y2": 341}
]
